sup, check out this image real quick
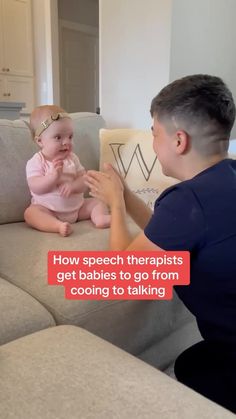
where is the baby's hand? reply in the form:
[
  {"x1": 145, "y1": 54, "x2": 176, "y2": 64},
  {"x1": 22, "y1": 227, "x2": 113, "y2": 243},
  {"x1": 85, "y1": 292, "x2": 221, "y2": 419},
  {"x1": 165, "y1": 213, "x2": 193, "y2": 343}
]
[
  {"x1": 79, "y1": 169, "x2": 86, "y2": 177},
  {"x1": 59, "y1": 182, "x2": 74, "y2": 197},
  {"x1": 52, "y1": 159, "x2": 64, "y2": 175}
]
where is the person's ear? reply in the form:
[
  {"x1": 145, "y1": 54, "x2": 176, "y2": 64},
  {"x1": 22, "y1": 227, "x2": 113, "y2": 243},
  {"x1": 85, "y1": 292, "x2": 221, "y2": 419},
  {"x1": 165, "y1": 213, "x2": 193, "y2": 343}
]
[
  {"x1": 174, "y1": 130, "x2": 189, "y2": 154},
  {"x1": 35, "y1": 136, "x2": 42, "y2": 147}
]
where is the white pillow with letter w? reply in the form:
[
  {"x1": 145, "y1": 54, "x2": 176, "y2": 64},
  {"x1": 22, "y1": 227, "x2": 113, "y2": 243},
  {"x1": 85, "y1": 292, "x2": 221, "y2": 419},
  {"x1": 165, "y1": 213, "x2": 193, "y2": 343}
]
[{"x1": 99, "y1": 129, "x2": 178, "y2": 209}]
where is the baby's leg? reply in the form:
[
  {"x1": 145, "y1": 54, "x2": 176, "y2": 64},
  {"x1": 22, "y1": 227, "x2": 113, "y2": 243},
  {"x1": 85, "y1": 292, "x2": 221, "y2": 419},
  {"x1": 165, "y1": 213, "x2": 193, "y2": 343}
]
[
  {"x1": 78, "y1": 198, "x2": 110, "y2": 228},
  {"x1": 24, "y1": 205, "x2": 72, "y2": 237}
]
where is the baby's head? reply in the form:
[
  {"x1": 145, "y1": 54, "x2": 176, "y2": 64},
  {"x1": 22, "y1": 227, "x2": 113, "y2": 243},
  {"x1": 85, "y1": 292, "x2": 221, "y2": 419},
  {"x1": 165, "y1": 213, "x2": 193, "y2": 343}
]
[{"x1": 30, "y1": 105, "x2": 74, "y2": 160}]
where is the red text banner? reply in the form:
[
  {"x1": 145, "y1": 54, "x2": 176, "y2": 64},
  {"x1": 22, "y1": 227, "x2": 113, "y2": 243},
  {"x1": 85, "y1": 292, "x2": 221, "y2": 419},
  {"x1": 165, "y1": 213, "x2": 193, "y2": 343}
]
[{"x1": 48, "y1": 251, "x2": 190, "y2": 300}]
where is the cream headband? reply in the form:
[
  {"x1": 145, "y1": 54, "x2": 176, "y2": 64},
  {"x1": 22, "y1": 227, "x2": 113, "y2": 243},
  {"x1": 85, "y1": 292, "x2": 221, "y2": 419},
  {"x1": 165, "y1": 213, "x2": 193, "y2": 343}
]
[{"x1": 35, "y1": 112, "x2": 71, "y2": 137}]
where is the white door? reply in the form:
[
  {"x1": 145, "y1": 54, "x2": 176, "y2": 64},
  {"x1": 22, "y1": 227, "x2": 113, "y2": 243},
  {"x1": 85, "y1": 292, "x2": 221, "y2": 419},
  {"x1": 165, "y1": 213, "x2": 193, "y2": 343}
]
[{"x1": 60, "y1": 26, "x2": 98, "y2": 113}]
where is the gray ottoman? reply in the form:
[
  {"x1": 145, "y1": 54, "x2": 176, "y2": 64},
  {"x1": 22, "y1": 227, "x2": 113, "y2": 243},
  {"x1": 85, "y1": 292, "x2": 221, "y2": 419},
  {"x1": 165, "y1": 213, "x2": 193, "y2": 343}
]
[{"x1": 0, "y1": 325, "x2": 233, "y2": 419}]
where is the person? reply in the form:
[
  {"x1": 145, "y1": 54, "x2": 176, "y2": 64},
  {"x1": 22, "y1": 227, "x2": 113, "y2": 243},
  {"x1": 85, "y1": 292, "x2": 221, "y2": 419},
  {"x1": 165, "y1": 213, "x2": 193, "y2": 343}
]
[
  {"x1": 85, "y1": 74, "x2": 236, "y2": 413},
  {"x1": 24, "y1": 105, "x2": 110, "y2": 236}
]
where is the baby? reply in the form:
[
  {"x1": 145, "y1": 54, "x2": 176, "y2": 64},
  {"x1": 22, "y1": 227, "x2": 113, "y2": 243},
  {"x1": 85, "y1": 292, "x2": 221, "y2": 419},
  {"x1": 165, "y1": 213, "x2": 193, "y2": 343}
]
[{"x1": 24, "y1": 105, "x2": 110, "y2": 236}]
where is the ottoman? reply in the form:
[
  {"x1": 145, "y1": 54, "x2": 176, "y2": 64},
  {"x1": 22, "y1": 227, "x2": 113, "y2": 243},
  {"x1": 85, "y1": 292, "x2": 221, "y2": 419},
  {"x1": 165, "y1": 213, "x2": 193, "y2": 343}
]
[{"x1": 0, "y1": 325, "x2": 234, "y2": 418}]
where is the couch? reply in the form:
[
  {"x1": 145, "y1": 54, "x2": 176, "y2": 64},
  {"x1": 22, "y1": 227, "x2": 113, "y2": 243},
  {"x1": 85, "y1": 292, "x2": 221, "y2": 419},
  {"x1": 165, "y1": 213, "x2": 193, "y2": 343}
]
[{"x1": 0, "y1": 113, "x2": 233, "y2": 418}]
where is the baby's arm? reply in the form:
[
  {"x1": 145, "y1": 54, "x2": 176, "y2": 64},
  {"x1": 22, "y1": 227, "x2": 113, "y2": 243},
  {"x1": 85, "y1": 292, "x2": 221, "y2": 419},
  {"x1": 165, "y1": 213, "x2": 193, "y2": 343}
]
[
  {"x1": 27, "y1": 159, "x2": 63, "y2": 195},
  {"x1": 59, "y1": 169, "x2": 87, "y2": 197},
  {"x1": 58, "y1": 172, "x2": 76, "y2": 184},
  {"x1": 71, "y1": 169, "x2": 87, "y2": 193}
]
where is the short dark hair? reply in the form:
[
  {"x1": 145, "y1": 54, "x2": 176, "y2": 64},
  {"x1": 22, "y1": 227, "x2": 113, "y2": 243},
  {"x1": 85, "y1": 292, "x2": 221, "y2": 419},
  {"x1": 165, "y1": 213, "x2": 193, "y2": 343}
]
[{"x1": 150, "y1": 74, "x2": 236, "y2": 155}]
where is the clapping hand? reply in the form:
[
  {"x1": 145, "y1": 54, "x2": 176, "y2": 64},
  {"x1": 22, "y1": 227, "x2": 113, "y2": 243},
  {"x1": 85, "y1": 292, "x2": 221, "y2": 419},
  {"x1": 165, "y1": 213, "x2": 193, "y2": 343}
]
[{"x1": 84, "y1": 164, "x2": 124, "y2": 208}]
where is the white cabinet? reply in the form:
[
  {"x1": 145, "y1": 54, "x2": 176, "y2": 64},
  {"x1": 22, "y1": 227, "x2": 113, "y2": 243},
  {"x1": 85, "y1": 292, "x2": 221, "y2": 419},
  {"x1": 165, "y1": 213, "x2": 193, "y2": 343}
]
[
  {"x1": 0, "y1": 0, "x2": 34, "y2": 114},
  {"x1": 0, "y1": 75, "x2": 34, "y2": 113}
]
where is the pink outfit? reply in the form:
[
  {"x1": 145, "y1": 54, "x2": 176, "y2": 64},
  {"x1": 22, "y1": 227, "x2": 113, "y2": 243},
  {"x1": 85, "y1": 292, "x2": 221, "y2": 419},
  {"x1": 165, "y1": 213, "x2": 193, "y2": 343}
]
[{"x1": 26, "y1": 152, "x2": 85, "y2": 220}]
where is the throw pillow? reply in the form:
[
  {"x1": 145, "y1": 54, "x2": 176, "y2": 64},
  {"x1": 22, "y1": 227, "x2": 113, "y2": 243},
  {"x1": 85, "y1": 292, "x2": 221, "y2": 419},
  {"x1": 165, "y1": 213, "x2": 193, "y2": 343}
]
[{"x1": 99, "y1": 128, "x2": 179, "y2": 209}]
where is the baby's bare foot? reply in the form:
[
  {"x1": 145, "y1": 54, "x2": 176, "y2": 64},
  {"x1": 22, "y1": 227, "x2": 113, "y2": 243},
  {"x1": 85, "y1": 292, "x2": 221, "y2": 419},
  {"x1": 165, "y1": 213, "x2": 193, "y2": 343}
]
[
  {"x1": 93, "y1": 215, "x2": 111, "y2": 229},
  {"x1": 59, "y1": 222, "x2": 73, "y2": 237}
]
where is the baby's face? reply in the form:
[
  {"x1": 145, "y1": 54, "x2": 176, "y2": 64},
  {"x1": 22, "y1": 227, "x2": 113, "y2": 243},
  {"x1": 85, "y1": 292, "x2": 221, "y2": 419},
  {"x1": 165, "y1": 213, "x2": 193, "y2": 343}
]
[{"x1": 38, "y1": 118, "x2": 74, "y2": 160}]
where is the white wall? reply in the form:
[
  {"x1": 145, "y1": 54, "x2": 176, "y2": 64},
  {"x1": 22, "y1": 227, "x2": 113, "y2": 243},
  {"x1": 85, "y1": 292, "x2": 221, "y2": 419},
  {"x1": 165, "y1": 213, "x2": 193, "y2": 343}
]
[
  {"x1": 170, "y1": 0, "x2": 236, "y2": 140},
  {"x1": 100, "y1": 0, "x2": 236, "y2": 142},
  {"x1": 100, "y1": 0, "x2": 172, "y2": 129}
]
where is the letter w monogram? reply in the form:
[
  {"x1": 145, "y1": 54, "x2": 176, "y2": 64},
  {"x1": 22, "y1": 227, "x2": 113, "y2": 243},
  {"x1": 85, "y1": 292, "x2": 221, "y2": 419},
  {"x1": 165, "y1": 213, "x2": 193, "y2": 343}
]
[{"x1": 109, "y1": 143, "x2": 157, "y2": 180}]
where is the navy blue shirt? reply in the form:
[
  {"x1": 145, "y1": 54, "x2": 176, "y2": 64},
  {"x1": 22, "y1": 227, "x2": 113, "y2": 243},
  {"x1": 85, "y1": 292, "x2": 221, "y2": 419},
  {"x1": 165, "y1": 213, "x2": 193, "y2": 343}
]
[{"x1": 145, "y1": 159, "x2": 236, "y2": 346}]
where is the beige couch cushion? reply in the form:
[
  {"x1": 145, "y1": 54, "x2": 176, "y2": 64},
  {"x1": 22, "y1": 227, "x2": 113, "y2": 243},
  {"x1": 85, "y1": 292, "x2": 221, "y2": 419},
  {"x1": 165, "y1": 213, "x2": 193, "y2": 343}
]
[
  {"x1": 0, "y1": 119, "x2": 35, "y2": 224},
  {"x1": 0, "y1": 113, "x2": 105, "y2": 224},
  {"x1": 0, "y1": 326, "x2": 233, "y2": 419},
  {"x1": 0, "y1": 276, "x2": 55, "y2": 345},
  {"x1": 0, "y1": 219, "x2": 201, "y2": 369}
]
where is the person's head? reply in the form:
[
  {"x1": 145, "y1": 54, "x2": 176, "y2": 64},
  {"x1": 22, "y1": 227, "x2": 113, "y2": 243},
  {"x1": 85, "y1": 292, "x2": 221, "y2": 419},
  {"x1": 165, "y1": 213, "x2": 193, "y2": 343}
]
[
  {"x1": 150, "y1": 74, "x2": 235, "y2": 178},
  {"x1": 30, "y1": 105, "x2": 73, "y2": 160}
]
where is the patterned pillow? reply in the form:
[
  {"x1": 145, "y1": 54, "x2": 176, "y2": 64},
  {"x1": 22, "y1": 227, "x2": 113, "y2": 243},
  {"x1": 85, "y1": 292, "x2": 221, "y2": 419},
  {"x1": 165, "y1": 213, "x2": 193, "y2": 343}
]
[{"x1": 99, "y1": 128, "x2": 178, "y2": 209}]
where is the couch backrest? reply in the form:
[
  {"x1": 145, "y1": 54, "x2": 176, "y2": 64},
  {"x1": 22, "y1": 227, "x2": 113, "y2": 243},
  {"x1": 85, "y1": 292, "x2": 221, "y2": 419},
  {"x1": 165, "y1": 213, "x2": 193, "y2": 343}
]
[{"x1": 0, "y1": 112, "x2": 105, "y2": 224}]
